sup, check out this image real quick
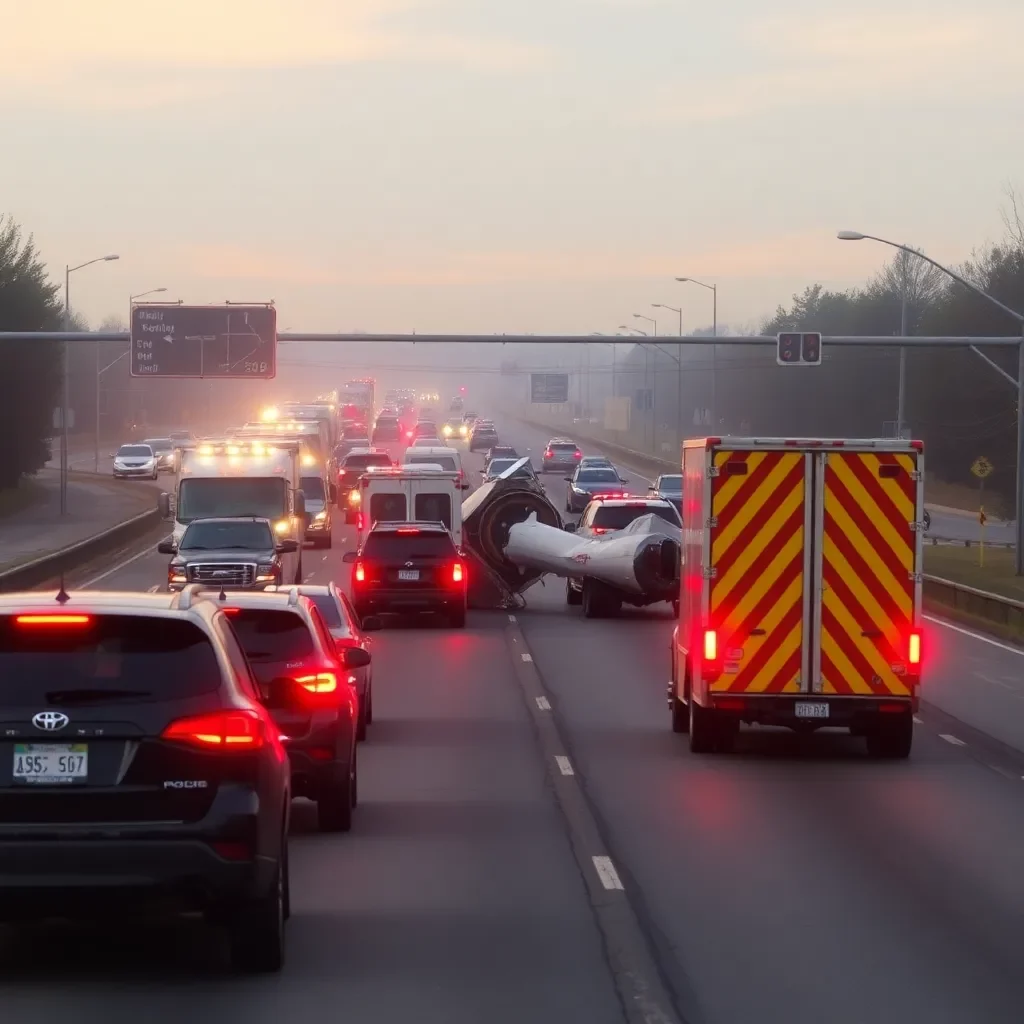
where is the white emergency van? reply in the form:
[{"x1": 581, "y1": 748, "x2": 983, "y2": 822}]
[{"x1": 354, "y1": 465, "x2": 464, "y2": 547}]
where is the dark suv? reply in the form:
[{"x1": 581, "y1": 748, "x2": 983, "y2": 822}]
[
  {"x1": 214, "y1": 589, "x2": 367, "y2": 832},
  {"x1": 160, "y1": 517, "x2": 298, "y2": 592},
  {"x1": 0, "y1": 589, "x2": 291, "y2": 972},
  {"x1": 345, "y1": 521, "x2": 468, "y2": 628}
]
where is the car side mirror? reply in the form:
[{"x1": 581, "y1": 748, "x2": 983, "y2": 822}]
[
  {"x1": 563, "y1": 522, "x2": 576, "y2": 532},
  {"x1": 329, "y1": 483, "x2": 338, "y2": 503},
  {"x1": 461, "y1": 482, "x2": 471, "y2": 490},
  {"x1": 342, "y1": 551, "x2": 358, "y2": 563},
  {"x1": 339, "y1": 644, "x2": 372, "y2": 668},
  {"x1": 276, "y1": 539, "x2": 299, "y2": 554},
  {"x1": 620, "y1": 478, "x2": 630, "y2": 484},
  {"x1": 109, "y1": 453, "x2": 116, "y2": 459},
  {"x1": 157, "y1": 540, "x2": 177, "y2": 555},
  {"x1": 360, "y1": 615, "x2": 383, "y2": 632},
  {"x1": 157, "y1": 492, "x2": 171, "y2": 519},
  {"x1": 564, "y1": 477, "x2": 573, "y2": 482}
]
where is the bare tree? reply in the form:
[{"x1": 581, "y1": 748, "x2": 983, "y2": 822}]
[{"x1": 999, "y1": 182, "x2": 1024, "y2": 250}]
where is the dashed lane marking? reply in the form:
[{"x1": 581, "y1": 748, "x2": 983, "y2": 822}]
[
  {"x1": 81, "y1": 543, "x2": 159, "y2": 587},
  {"x1": 535, "y1": 696, "x2": 551, "y2": 710},
  {"x1": 521, "y1": 653, "x2": 533, "y2": 663},
  {"x1": 923, "y1": 614, "x2": 1024, "y2": 656},
  {"x1": 592, "y1": 856, "x2": 624, "y2": 891},
  {"x1": 147, "y1": 585, "x2": 160, "y2": 593},
  {"x1": 940, "y1": 733, "x2": 966, "y2": 747},
  {"x1": 555, "y1": 755, "x2": 574, "y2": 776}
]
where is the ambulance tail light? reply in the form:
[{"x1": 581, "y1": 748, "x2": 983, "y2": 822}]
[
  {"x1": 908, "y1": 630, "x2": 922, "y2": 667},
  {"x1": 703, "y1": 629, "x2": 718, "y2": 662}
]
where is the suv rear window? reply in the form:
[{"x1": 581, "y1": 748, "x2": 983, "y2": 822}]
[
  {"x1": 363, "y1": 530, "x2": 455, "y2": 560},
  {"x1": 227, "y1": 610, "x2": 314, "y2": 664},
  {"x1": 369, "y1": 492, "x2": 407, "y2": 523},
  {"x1": 0, "y1": 616, "x2": 221, "y2": 705},
  {"x1": 344, "y1": 453, "x2": 392, "y2": 471},
  {"x1": 414, "y1": 492, "x2": 453, "y2": 529},
  {"x1": 407, "y1": 455, "x2": 458, "y2": 471},
  {"x1": 591, "y1": 504, "x2": 680, "y2": 530},
  {"x1": 550, "y1": 443, "x2": 577, "y2": 452}
]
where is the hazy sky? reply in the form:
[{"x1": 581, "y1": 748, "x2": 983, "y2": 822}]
[{"x1": 2, "y1": 0, "x2": 1022, "y2": 337}]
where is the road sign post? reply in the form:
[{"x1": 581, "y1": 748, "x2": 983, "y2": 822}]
[
  {"x1": 971, "y1": 457, "x2": 994, "y2": 566},
  {"x1": 130, "y1": 304, "x2": 276, "y2": 379}
]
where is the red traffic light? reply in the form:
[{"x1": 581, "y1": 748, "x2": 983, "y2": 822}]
[
  {"x1": 459, "y1": 386, "x2": 466, "y2": 393},
  {"x1": 777, "y1": 333, "x2": 801, "y2": 364},
  {"x1": 776, "y1": 332, "x2": 822, "y2": 366},
  {"x1": 801, "y1": 332, "x2": 822, "y2": 364}
]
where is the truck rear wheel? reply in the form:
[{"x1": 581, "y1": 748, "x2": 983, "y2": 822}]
[
  {"x1": 865, "y1": 713, "x2": 913, "y2": 759},
  {"x1": 581, "y1": 580, "x2": 602, "y2": 618},
  {"x1": 689, "y1": 700, "x2": 717, "y2": 752},
  {"x1": 566, "y1": 579, "x2": 582, "y2": 606}
]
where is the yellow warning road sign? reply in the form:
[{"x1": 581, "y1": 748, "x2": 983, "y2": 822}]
[{"x1": 971, "y1": 456, "x2": 994, "y2": 479}]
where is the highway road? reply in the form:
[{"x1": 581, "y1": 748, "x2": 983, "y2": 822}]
[{"x1": 11, "y1": 419, "x2": 1024, "y2": 1024}]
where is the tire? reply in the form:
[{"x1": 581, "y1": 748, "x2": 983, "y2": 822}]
[
  {"x1": 865, "y1": 714, "x2": 913, "y2": 759},
  {"x1": 227, "y1": 850, "x2": 286, "y2": 973},
  {"x1": 689, "y1": 699, "x2": 718, "y2": 753},
  {"x1": 365, "y1": 682, "x2": 373, "y2": 725},
  {"x1": 671, "y1": 696, "x2": 689, "y2": 733},
  {"x1": 323, "y1": 531, "x2": 332, "y2": 549},
  {"x1": 152, "y1": 471, "x2": 159, "y2": 480},
  {"x1": 566, "y1": 578, "x2": 582, "y2": 606},
  {"x1": 356, "y1": 700, "x2": 368, "y2": 742},
  {"x1": 317, "y1": 757, "x2": 355, "y2": 832},
  {"x1": 450, "y1": 604, "x2": 467, "y2": 628},
  {"x1": 295, "y1": 559, "x2": 303, "y2": 585},
  {"x1": 672, "y1": 599, "x2": 680, "y2": 618},
  {"x1": 581, "y1": 580, "x2": 602, "y2": 619}
]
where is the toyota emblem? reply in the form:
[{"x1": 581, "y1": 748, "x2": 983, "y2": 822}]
[{"x1": 32, "y1": 711, "x2": 69, "y2": 732}]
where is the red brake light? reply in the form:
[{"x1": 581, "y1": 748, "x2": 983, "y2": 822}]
[
  {"x1": 397, "y1": 527, "x2": 420, "y2": 534},
  {"x1": 703, "y1": 629, "x2": 718, "y2": 661},
  {"x1": 574, "y1": 450, "x2": 582, "y2": 458},
  {"x1": 452, "y1": 562, "x2": 464, "y2": 583},
  {"x1": 590, "y1": 527, "x2": 607, "y2": 535},
  {"x1": 908, "y1": 630, "x2": 921, "y2": 666},
  {"x1": 15, "y1": 614, "x2": 91, "y2": 625},
  {"x1": 354, "y1": 561, "x2": 366, "y2": 582},
  {"x1": 162, "y1": 709, "x2": 265, "y2": 750},
  {"x1": 544, "y1": 448, "x2": 553, "y2": 457},
  {"x1": 294, "y1": 671, "x2": 338, "y2": 694}
]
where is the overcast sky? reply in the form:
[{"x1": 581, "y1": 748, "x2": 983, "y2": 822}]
[{"x1": 2, "y1": 0, "x2": 1022, "y2": 336}]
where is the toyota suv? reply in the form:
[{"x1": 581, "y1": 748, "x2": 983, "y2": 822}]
[
  {"x1": 214, "y1": 588, "x2": 367, "y2": 832},
  {"x1": 0, "y1": 588, "x2": 291, "y2": 972},
  {"x1": 345, "y1": 521, "x2": 468, "y2": 628},
  {"x1": 161, "y1": 517, "x2": 298, "y2": 592}
]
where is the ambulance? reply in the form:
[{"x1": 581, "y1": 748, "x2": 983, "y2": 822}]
[
  {"x1": 352, "y1": 465, "x2": 464, "y2": 547},
  {"x1": 158, "y1": 439, "x2": 307, "y2": 584},
  {"x1": 670, "y1": 437, "x2": 923, "y2": 759}
]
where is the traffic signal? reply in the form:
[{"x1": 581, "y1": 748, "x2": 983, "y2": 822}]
[{"x1": 776, "y1": 332, "x2": 822, "y2": 366}]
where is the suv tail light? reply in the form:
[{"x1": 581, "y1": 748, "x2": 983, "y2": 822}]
[
  {"x1": 354, "y1": 561, "x2": 366, "y2": 582},
  {"x1": 544, "y1": 448, "x2": 553, "y2": 457},
  {"x1": 574, "y1": 450, "x2": 582, "y2": 459},
  {"x1": 452, "y1": 562, "x2": 464, "y2": 583},
  {"x1": 908, "y1": 630, "x2": 922, "y2": 666},
  {"x1": 162, "y1": 709, "x2": 266, "y2": 751},
  {"x1": 294, "y1": 671, "x2": 338, "y2": 695}
]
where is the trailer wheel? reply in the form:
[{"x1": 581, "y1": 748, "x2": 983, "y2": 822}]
[
  {"x1": 689, "y1": 699, "x2": 717, "y2": 753},
  {"x1": 566, "y1": 579, "x2": 582, "y2": 606},
  {"x1": 581, "y1": 580, "x2": 602, "y2": 618},
  {"x1": 865, "y1": 713, "x2": 913, "y2": 759}
]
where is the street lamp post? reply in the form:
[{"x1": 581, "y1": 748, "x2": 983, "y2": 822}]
[
  {"x1": 62, "y1": 254, "x2": 119, "y2": 515},
  {"x1": 676, "y1": 277, "x2": 717, "y2": 428},
  {"x1": 654, "y1": 303, "x2": 684, "y2": 452},
  {"x1": 838, "y1": 230, "x2": 1024, "y2": 572},
  {"x1": 633, "y1": 315, "x2": 658, "y2": 450}
]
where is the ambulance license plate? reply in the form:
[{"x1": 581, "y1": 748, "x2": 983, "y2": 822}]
[{"x1": 794, "y1": 702, "x2": 829, "y2": 719}]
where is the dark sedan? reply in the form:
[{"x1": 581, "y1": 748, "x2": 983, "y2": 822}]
[{"x1": 565, "y1": 466, "x2": 629, "y2": 514}]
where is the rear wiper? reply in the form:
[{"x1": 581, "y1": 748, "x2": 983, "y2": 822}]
[{"x1": 44, "y1": 688, "x2": 152, "y2": 706}]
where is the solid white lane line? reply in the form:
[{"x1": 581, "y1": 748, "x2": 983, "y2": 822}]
[
  {"x1": 147, "y1": 585, "x2": 160, "y2": 593},
  {"x1": 923, "y1": 614, "x2": 1024, "y2": 657},
  {"x1": 940, "y1": 733, "x2": 966, "y2": 747},
  {"x1": 536, "y1": 696, "x2": 551, "y2": 710},
  {"x1": 555, "y1": 755, "x2": 574, "y2": 776},
  {"x1": 81, "y1": 543, "x2": 159, "y2": 587},
  {"x1": 521, "y1": 652, "x2": 533, "y2": 662},
  {"x1": 592, "y1": 856, "x2": 624, "y2": 891}
]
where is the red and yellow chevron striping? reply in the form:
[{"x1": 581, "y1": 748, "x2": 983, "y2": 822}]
[
  {"x1": 820, "y1": 452, "x2": 915, "y2": 697},
  {"x1": 709, "y1": 450, "x2": 805, "y2": 694}
]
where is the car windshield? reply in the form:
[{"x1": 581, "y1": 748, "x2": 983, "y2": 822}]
[
  {"x1": 344, "y1": 453, "x2": 392, "y2": 471},
  {"x1": 180, "y1": 520, "x2": 274, "y2": 550},
  {"x1": 227, "y1": 609, "x2": 314, "y2": 666},
  {"x1": 550, "y1": 443, "x2": 577, "y2": 452},
  {"x1": 306, "y1": 592, "x2": 348, "y2": 632},
  {"x1": 300, "y1": 475, "x2": 326, "y2": 500},
  {"x1": 363, "y1": 531, "x2": 455, "y2": 560},
  {"x1": 488, "y1": 459, "x2": 517, "y2": 475},
  {"x1": 117, "y1": 445, "x2": 152, "y2": 457},
  {"x1": 578, "y1": 469, "x2": 620, "y2": 484},
  {"x1": 658, "y1": 475, "x2": 683, "y2": 492},
  {"x1": 176, "y1": 478, "x2": 287, "y2": 524},
  {"x1": 0, "y1": 616, "x2": 220, "y2": 704},
  {"x1": 144, "y1": 439, "x2": 172, "y2": 453},
  {"x1": 592, "y1": 504, "x2": 680, "y2": 530}
]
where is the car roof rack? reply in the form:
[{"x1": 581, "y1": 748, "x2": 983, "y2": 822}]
[{"x1": 172, "y1": 583, "x2": 205, "y2": 611}]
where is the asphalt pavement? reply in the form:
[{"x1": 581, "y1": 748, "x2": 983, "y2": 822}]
[{"x1": 11, "y1": 421, "x2": 1024, "y2": 1023}]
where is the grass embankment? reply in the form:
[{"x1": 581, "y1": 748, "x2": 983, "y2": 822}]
[
  {"x1": 925, "y1": 479, "x2": 1005, "y2": 519},
  {"x1": 925, "y1": 545, "x2": 1024, "y2": 601},
  {"x1": 0, "y1": 478, "x2": 46, "y2": 520}
]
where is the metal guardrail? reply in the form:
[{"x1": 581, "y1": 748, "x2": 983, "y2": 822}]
[{"x1": 0, "y1": 508, "x2": 164, "y2": 592}]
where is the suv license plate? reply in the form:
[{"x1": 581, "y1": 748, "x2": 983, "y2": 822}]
[
  {"x1": 398, "y1": 569, "x2": 420, "y2": 581},
  {"x1": 14, "y1": 743, "x2": 88, "y2": 783},
  {"x1": 794, "y1": 702, "x2": 829, "y2": 719}
]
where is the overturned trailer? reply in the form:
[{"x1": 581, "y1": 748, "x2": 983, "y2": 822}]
[{"x1": 504, "y1": 513, "x2": 681, "y2": 617}]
